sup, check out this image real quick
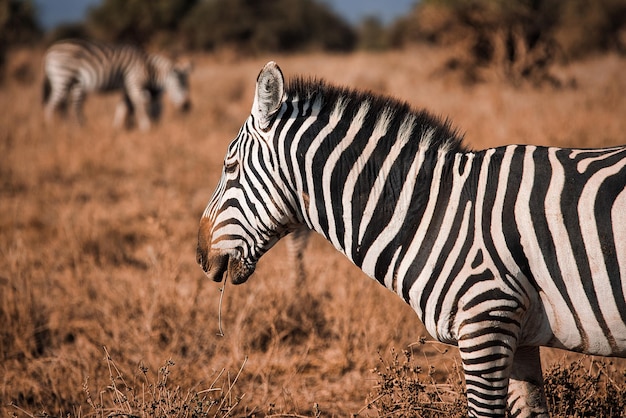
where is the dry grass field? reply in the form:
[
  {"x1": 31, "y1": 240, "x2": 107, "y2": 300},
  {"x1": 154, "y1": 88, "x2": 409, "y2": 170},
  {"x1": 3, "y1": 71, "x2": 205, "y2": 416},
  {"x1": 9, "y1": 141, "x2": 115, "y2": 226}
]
[{"x1": 2, "y1": 45, "x2": 626, "y2": 417}]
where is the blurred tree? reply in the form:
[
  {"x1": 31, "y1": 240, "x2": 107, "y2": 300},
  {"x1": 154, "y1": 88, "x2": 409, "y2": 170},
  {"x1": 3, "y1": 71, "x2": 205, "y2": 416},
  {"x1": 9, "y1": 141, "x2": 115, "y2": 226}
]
[
  {"x1": 0, "y1": 0, "x2": 41, "y2": 81},
  {"x1": 86, "y1": 0, "x2": 198, "y2": 46},
  {"x1": 358, "y1": 16, "x2": 389, "y2": 51},
  {"x1": 180, "y1": 0, "x2": 356, "y2": 53},
  {"x1": 555, "y1": 0, "x2": 626, "y2": 58},
  {"x1": 391, "y1": 0, "x2": 626, "y2": 59},
  {"x1": 390, "y1": 0, "x2": 565, "y2": 84},
  {"x1": 0, "y1": 0, "x2": 41, "y2": 44},
  {"x1": 44, "y1": 22, "x2": 91, "y2": 45}
]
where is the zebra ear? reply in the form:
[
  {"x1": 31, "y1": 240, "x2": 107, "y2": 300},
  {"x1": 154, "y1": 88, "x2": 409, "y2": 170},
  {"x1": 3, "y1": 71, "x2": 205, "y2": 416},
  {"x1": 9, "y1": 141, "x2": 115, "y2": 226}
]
[{"x1": 252, "y1": 61, "x2": 284, "y2": 130}]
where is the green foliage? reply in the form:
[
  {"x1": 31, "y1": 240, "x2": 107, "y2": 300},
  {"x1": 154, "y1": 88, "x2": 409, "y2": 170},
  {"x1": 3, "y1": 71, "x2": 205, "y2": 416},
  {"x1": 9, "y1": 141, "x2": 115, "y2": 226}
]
[
  {"x1": 358, "y1": 16, "x2": 389, "y2": 51},
  {"x1": 555, "y1": 0, "x2": 626, "y2": 58},
  {"x1": 44, "y1": 22, "x2": 91, "y2": 45},
  {"x1": 82, "y1": 0, "x2": 356, "y2": 52},
  {"x1": 39, "y1": 0, "x2": 626, "y2": 57},
  {"x1": 0, "y1": 0, "x2": 41, "y2": 45},
  {"x1": 0, "y1": 0, "x2": 41, "y2": 81},
  {"x1": 86, "y1": 0, "x2": 198, "y2": 45},
  {"x1": 392, "y1": 0, "x2": 626, "y2": 59},
  {"x1": 180, "y1": 0, "x2": 356, "y2": 53},
  {"x1": 388, "y1": 0, "x2": 566, "y2": 84}
]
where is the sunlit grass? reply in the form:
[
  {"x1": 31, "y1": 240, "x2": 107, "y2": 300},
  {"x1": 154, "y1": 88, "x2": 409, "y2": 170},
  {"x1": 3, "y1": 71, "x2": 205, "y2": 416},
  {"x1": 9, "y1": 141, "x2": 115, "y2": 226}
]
[{"x1": 2, "y1": 46, "x2": 626, "y2": 417}]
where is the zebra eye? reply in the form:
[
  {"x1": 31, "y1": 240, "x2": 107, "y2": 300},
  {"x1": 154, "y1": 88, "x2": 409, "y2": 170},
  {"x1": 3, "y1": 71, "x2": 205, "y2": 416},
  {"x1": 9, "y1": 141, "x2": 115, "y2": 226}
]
[{"x1": 224, "y1": 160, "x2": 238, "y2": 174}]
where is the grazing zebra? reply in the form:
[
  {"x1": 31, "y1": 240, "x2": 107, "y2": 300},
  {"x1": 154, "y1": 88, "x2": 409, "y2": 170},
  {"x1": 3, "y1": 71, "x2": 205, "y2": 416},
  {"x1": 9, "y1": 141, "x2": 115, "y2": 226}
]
[
  {"x1": 196, "y1": 62, "x2": 626, "y2": 417},
  {"x1": 43, "y1": 39, "x2": 191, "y2": 131}
]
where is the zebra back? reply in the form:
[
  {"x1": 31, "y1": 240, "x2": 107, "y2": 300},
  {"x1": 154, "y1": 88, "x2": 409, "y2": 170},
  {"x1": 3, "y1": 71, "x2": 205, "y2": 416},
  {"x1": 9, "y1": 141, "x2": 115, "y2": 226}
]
[{"x1": 44, "y1": 39, "x2": 148, "y2": 92}]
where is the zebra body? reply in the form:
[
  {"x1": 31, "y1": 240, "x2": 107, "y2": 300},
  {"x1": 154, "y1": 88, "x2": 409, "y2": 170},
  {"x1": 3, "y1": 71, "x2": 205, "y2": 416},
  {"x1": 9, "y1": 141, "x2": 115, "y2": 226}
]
[
  {"x1": 43, "y1": 39, "x2": 191, "y2": 131},
  {"x1": 197, "y1": 62, "x2": 626, "y2": 417}
]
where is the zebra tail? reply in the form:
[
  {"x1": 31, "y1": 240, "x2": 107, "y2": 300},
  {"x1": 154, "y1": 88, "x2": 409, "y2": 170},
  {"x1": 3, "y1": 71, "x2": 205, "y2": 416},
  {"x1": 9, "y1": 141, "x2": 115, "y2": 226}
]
[{"x1": 42, "y1": 74, "x2": 51, "y2": 105}]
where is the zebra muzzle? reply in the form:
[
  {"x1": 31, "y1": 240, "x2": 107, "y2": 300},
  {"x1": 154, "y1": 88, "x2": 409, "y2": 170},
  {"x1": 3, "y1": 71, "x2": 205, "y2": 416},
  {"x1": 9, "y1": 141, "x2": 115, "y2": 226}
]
[
  {"x1": 196, "y1": 247, "x2": 255, "y2": 285},
  {"x1": 197, "y1": 250, "x2": 228, "y2": 282},
  {"x1": 227, "y1": 256, "x2": 256, "y2": 285}
]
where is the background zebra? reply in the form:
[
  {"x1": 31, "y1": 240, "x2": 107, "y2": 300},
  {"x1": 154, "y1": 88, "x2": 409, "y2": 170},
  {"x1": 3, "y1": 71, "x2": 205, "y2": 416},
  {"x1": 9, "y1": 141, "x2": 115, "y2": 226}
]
[
  {"x1": 285, "y1": 226, "x2": 312, "y2": 284},
  {"x1": 196, "y1": 62, "x2": 626, "y2": 417},
  {"x1": 43, "y1": 38, "x2": 192, "y2": 131}
]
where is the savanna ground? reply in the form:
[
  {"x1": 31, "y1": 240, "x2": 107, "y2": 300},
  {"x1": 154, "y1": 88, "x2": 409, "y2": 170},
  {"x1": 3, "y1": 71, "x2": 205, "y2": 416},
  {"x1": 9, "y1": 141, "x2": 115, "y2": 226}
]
[{"x1": 2, "y1": 46, "x2": 626, "y2": 417}]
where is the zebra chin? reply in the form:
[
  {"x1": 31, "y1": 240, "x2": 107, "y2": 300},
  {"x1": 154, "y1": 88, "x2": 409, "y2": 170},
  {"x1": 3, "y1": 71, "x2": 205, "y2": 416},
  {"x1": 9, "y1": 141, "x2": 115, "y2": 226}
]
[{"x1": 197, "y1": 250, "x2": 256, "y2": 285}]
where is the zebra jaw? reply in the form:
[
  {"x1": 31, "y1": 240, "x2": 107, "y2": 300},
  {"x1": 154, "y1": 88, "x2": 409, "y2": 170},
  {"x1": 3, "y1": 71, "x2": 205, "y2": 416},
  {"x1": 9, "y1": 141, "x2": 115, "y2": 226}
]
[{"x1": 197, "y1": 249, "x2": 256, "y2": 284}]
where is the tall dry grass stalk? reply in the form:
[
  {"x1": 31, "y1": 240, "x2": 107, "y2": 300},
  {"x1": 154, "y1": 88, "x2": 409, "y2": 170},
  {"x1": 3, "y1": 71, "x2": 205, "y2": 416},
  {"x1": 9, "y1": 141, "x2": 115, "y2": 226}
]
[{"x1": 2, "y1": 46, "x2": 626, "y2": 417}]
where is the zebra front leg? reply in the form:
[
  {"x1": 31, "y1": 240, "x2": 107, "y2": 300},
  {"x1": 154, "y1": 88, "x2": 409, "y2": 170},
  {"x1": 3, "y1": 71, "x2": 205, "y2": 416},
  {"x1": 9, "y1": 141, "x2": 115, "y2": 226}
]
[
  {"x1": 507, "y1": 346, "x2": 549, "y2": 417},
  {"x1": 128, "y1": 89, "x2": 152, "y2": 132},
  {"x1": 44, "y1": 97, "x2": 60, "y2": 123},
  {"x1": 458, "y1": 320, "x2": 520, "y2": 417},
  {"x1": 44, "y1": 85, "x2": 68, "y2": 123},
  {"x1": 69, "y1": 83, "x2": 86, "y2": 126},
  {"x1": 113, "y1": 94, "x2": 134, "y2": 130}
]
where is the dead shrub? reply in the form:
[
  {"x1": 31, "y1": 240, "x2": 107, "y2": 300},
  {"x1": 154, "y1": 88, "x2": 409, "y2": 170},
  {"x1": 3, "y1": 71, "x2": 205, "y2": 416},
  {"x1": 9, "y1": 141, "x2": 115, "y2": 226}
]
[
  {"x1": 365, "y1": 348, "x2": 467, "y2": 417},
  {"x1": 39, "y1": 347, "x2": 249, "y2": 418},
  {"x1": 544, "y1": 358, "x2": 626, "y2": 417}
]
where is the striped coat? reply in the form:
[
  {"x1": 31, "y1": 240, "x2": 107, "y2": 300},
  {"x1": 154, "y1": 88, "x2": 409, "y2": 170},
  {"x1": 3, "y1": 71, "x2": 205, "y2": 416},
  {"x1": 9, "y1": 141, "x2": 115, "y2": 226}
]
[
  {"x1": 197, "y1": 62, "x2": 626, "y2": 417},
  {"x1": 43, "y1": 39, "x2": 191, "y2": 131}
]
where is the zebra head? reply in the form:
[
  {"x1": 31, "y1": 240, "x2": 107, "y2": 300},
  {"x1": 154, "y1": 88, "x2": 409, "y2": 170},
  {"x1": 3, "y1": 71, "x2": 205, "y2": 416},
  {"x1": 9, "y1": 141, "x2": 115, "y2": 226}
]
[
  {"x1": 197, "y1": 62, "x2": 298, "y2": 284},
  {"x1": 162, "y1": 57, "x2": 192, "y2": 112}
]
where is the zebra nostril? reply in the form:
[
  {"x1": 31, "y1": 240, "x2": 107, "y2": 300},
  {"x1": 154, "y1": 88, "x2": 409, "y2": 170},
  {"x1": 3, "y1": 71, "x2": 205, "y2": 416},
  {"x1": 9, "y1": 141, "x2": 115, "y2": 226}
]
[
  {"x1": 196, "y1": 245, "x2": 207, "y2": 270},
  {"x1": 181, "y1": 101, "x2": 191, "y2": 112}
]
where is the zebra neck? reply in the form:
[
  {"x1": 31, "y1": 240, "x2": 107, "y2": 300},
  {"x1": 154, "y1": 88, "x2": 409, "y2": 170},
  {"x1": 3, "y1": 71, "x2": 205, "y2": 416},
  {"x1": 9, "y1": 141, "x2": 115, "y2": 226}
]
[
  {"x1": 147, "y1": 55, "x2": 170, "y2": 88},
  {"x1": 288, "y1": 105, "x2": 465, "y2": 292}
]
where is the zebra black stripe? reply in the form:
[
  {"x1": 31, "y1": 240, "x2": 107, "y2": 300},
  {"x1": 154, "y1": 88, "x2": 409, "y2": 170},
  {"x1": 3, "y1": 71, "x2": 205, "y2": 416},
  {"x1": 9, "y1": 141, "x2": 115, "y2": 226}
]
[{"x1": 197, "y1": 62, "x2": 626, "y2": 417}]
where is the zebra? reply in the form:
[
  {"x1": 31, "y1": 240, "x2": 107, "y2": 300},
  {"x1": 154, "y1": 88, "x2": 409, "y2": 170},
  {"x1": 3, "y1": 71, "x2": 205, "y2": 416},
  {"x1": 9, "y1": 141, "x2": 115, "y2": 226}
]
[
  {"x1": 196, "y1": 62, "x2": 626, "y2": 417},
  {"x1": 43, "y1": 38, "x2": 192, "y2": 131}
]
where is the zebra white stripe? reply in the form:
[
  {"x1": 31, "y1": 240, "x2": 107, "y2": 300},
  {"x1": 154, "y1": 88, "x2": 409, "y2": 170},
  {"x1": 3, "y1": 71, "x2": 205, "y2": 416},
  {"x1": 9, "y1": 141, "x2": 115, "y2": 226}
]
[
  {"x1": 43, "y1": 38, "x2": 191, "y2": 131},
  {"x1": 196, "y1": 62, "x2": 626, "y2": 417}
]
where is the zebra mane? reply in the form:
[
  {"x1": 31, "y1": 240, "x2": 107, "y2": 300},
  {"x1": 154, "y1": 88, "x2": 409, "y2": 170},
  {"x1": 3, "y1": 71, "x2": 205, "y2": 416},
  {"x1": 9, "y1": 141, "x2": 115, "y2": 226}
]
[{"x1": 285, "y1": 77, "x2": 466, "y2": 153}]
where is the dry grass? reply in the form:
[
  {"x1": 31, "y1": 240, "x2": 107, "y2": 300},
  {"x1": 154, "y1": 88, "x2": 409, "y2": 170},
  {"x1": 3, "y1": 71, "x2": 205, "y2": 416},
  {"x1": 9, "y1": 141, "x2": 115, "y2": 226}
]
[{"x1": 1, "y1": 45, "x2": 626, "y2": 417}]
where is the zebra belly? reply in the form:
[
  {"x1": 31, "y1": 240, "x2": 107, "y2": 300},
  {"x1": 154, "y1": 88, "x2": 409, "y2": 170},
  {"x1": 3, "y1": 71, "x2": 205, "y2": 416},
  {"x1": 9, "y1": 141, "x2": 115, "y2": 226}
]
[
  {"x1": 539, "y1": 288, "x2": 626, "y2": 356},
  {"x1": 518, "y1": 189, "x2": 626, "y2": 356}
]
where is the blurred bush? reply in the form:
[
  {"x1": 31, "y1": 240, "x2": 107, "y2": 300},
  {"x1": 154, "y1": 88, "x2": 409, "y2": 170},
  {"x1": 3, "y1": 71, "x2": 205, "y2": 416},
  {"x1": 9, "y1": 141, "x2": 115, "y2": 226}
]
[
  {"x1": 86, "y1": 0, "x2": 197, "y2": 47},
  {"x1": 7, "y1": 0, "x2": 625, "y2": 61},
  {"x1": 393, "y1": 0, "x2": 626, "y2": 58},
  {"x1": 358, "y1": 16, "x2": 390, "y2": 51},
  {"x1": 75, "y1": 0, "x2": 355, "y2": 53},
  {"x1": 390, "y1": 1, "x2": 560, "y2": 85},
  {"x1": 0, "y1": 0, "x2": 41, "y2": 81},
  {"x1": 555, "y1": 0, "x2": 626, "y2": 58},
  {"x1": 179, "y1": 0, "x2": 356, "y2": 53},
  {"x1": 389, "y1": 0, "x2": 626, "y2": 84}
]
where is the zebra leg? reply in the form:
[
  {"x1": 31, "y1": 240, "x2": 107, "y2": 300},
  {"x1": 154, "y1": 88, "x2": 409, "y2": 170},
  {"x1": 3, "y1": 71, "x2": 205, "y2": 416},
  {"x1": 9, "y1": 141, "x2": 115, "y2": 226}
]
[
  {"x1": 507, "y1": 346, "x2": 549, "y2": 417},
  {"x1": 69, "y1": 83, "x2": 86, "y2": 126},
  {"x1": 113, "y1": 94, "x2": 133, "y2": 129},
  {"x1": 458, "y1": 323, "x2": 519, "y2": 417},
  {"x1": 44, "y1": 84, "x2": 68, "y2": 123},
  {"x1": 128, "y1": 89, "x2": 151, "y2": 132}
]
